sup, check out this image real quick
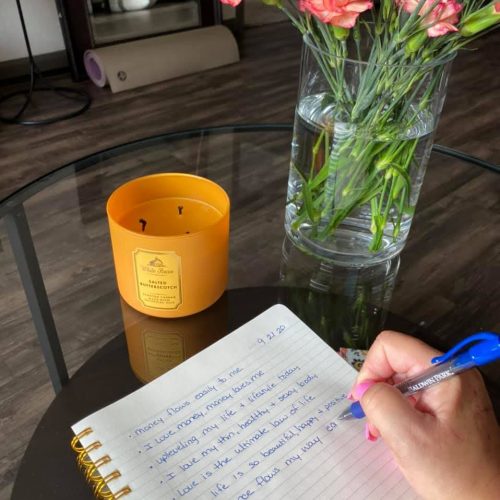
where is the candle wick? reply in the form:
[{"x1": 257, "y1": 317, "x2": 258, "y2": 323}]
[
  {"x1": 177, "y1": 206, "x2": 184, "y2": 215},
  {"x1": 139, "y1": 218, "x2": 147, "y2": 232}
]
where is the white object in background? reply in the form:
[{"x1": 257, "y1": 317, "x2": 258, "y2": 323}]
[{"x1": 109, "y1": 0, "x2": 157, "y2": 13}]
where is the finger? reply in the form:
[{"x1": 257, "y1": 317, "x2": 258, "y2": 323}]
[
  {"x1": 365, "y1": 396, "x2": 415, "y2": 442},
  {"x1": 366, "y1": 422, "x2": 379, "y2": 441},
  {"x1": 360, "y1": 382, "x2": 427, "y2": 456},
  {"x1": 417, "y1": 369, "x2": 496, "y2": 421},
  {"x1": 357, "y1": 331, "x2": 442, "y2": 383}
]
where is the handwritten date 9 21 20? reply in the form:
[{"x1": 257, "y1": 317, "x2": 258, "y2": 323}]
[{"x1": 256, "y1": 324, "x2": 286, "y2": 346}]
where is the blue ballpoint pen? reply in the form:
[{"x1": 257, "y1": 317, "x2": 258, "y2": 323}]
[{"x1": 336, "y1": 332, "x2": 500, "y2": 421}]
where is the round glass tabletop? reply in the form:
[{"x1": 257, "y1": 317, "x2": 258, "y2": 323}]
[
  {"x1": 12, "y1": 286, "x2": 419, "y2": 499},
  {"x1": 1, "y1": 126, "x2": 499, "y2": 497}
]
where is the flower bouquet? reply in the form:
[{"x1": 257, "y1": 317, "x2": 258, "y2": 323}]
[{"x1": 221, "y1": 0, "x2": 499, "y2": 264}]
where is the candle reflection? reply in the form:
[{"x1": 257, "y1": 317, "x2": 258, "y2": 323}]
[{"x1": 121, "y1": 294, "x2": 229, "y2": 383}]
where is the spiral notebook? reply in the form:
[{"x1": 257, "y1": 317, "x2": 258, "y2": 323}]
[{"x1": 70, "y1": 305, "x2": 416, "y2": 499}]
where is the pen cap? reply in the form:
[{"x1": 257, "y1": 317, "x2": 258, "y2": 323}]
[
  {"x1": 467, "y1": 336, "x2": 500, "y2": 366},
  {"x1": 432, "y1": 333, "x2": 500, "y2": 368}
]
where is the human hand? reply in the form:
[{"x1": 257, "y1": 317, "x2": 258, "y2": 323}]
[{"x1": 350, "y1": 331, "x2": 500, "y2": 500}]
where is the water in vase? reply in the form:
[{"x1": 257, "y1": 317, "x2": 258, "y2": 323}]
[{"x1": 285, "y1": 93, "x2": 435, "y2": 266}]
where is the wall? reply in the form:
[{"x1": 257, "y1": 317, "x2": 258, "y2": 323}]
[{"x1": 0, "y1": 0, "x2": 65, "y2": 62}]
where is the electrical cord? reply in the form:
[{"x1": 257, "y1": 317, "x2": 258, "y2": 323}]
[{"x1": 0, "y1": 0, "x2": 91, "y2": 126}]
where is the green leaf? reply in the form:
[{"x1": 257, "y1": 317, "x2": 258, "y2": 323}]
[
  {"x1": 302, "y1": 182, "x2": 317, "y2": 222},
  {"x1": 388, "y1": 162, "x2": 412, "y2": 194},
  {"x1": 403, "y1": 205, "x2": 416, "y2": 215}
]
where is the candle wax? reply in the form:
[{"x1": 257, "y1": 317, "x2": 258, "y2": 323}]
[{"x1": 119, "y1": 197, "x2": 223, "y2": 236}]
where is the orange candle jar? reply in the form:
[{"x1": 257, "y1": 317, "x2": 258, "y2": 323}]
[{"x1": 107, "y1": 173, "x2": 230, "y2": 318}]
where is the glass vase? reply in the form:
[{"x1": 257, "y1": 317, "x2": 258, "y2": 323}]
[{"x1": 285, "y1": 35, "x2": 454, "y2": 265}]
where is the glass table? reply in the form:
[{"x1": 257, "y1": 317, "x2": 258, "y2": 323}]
[{"x1": 1, "y1": 125, "x2": 498, "y2": 498}]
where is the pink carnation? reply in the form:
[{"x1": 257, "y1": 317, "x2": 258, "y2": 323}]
[
  {"x1": 219, "y1": 0, "x2": 242, "y2": 6},
  {"x1": 399, "y1": 0, "x2": 462, "y2": 37},
  {"x1": 300, "y1": 0, "x2": 373, "y2": 29}
]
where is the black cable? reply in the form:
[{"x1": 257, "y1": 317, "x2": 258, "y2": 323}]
[
  {"x1": 0, "y1": 0, "x2": 91, "y2": 126},
  {"x1": 432, "y1": 144, "x2": 500, "y2": 175}
]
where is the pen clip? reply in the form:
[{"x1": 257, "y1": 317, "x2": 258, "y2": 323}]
[{"x1": 431, "y1": 332, "x2": 500, "y2": 366}]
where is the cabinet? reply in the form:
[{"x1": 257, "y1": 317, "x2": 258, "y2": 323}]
[{"x1": 55, "y1": 0, "x2": 229, "y2": 80}]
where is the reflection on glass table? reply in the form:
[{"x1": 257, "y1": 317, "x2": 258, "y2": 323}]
[
  {"x1": 280, "y1": 235, "x2": 401, "y2": 351},
  {"x1": 1, "y1": 125, "x2": 498, "y2": 392},
  {"x1": 1, "y1": 125, "x2": 499, "y2": 499},
  {"x1": 121, "y1": 295, "x2": 229, "y2": 383}
]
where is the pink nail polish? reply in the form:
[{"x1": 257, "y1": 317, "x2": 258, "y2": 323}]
[
  {"x1": 353, "y1": 379, "x2": 376, "y2": 400},
  {"x1": 365, "y1": 424, "x2": 377, "y2": 442},
  {"x1": 347, "y1": 391, "x2": 354, "y2": 400}
]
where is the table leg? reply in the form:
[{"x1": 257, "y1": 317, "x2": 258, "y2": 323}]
[{"x1": 5, "y1": 205, "x2": 68, "y2": 393}]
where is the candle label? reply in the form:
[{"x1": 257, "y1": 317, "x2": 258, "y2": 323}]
[
  {"x1": 133, "y1": 249, "x2": 182, "y2": 310},
  {"x1": 143, "y1": 330, "x2": 185, "y2": 380}
]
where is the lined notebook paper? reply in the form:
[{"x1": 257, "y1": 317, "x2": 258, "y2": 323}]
[{"x1": 72, "y1": 305, "x2": 416, "y2": 499}]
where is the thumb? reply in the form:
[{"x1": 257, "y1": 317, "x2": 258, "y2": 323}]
[{"x1": 360, "y1": 383, "x2": 426, "y2": 453}]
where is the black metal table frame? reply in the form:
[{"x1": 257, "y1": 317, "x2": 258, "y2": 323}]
[{"x1": 1, "y1": 123, "x2": 498, "y2": 394}]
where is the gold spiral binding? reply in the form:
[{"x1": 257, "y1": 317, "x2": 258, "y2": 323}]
[
  {"x1": 71, "y1": 427, "x2": 93, "y2": 452},
  {"x1": 114, "y1": 487, "x2": 133, "y2": 499},
  {"x1": 77, "y1": 441, "x2": 102, "y2": 469},
  {"x1": 95, "y1": 471, "x2": 122, "y2": 499},
  {"x1": 86, "y1": 455, "x2": 111, "y2": 481},
  {"x1": 71, "y1": 429, "x2": 132, "y2": 499}
]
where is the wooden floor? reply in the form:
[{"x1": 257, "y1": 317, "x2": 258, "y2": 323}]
[{"x1": 0, "y1": 21, "x2": 499, "y2": 499}]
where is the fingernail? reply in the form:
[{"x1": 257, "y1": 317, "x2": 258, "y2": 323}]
[
  {"x1": 353, "y1": 379, "x2": 376, "y2": 400},
  {"x1": 365, "y1": 423, "x2": 377, "y2": 442},
  {"x1": 347, "y1": 391, "x2": 354, "y2": 401}
]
